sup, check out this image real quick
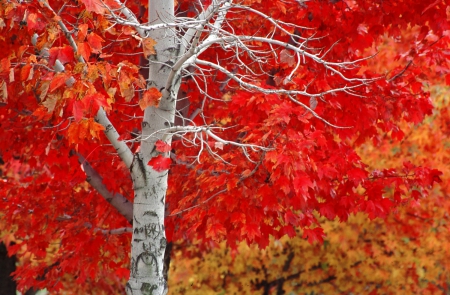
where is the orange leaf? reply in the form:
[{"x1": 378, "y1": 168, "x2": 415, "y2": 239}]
[
  {"x1": 49, "y1": 73, "x2": 67, "y2": 93},
  {"x1": 0, "y1": 58, "x2": 10, "y2": 73},
  {"x1": 20, "y1": 64, "x2": 32, "y2": 81},
  {"x1": 276, "y1": 1, "x2": 287, "y2": 14},
  {"x1": 87, "y1": 33, "x2": 104, "y2": 53},
  {"x1": 67, "y1": 121, "x2": 81, "y2": 145},
  {"x1": 77, "y1": 42, "x2": 91, "y2": 62},
  {"x1": 142, "y1": 38, "x2": 157, "y2": 58},
  {"x1": 88, "y1": 118, "x2": 105, "y2": 139},
  {"x1": 67, "y1": 118, "x2": 104, "y2": 145},
  {"x1": 103, "y1": 0, "x2": 121, "y2": 9},
  {"x1": 77, "y1": 24, "x2": 89, "y2": 42},
  {"x1": 139, "y1": 87, "x2": 161, "y2": 110}
]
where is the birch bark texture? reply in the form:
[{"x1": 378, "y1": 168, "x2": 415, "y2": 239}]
[{"x1": 126, "y1": 0, "x2": 177, "y2": 294}]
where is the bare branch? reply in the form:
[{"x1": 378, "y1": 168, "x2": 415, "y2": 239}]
[
  {"x1": 42, "y1": 1, "x2": 135, "y2": 169},
  {"x1": 78, "y1": 153, "x2": 133, "y2": 224},
  {"x1": 95, "y1": 227, "x2": 133, "y2": 235}
]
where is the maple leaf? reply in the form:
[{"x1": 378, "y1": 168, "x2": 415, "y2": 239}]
[
  {"x1": 284, "y1": 211, "x2": 299, "y2": 226},
  {"x1": 293, "y1": 174, "x2": 313, "y2": 194},
  {"x1": 155, "y1": 140, "x2": 171, "y2": 153},
  {"x1": 82, "y1": 93, "x2": 110, "y2": 113},
  {"x1": 49, "y1": 73, "x2": 68, "y2": 93},
  {"x1": 206, "y1": 223, "x2": 227, "y2": 241},
  {"x1": 148, "y1": 155, "x2": 171, "y2": 172},
  {"x1": 87, "y1": 33, "x2": 104, "y2": 53},
  {"x1": 242, "y1": 223, "x2": 260, "y2": 240},
  {"x1": 88, "y1": 119, "x2": 106, "y2": 139},
  {"x1": 275, "y1": 1, "x2": 287, "y2": 14},
  {"x1": 139, "y1": 88, "x2": 162, "y2": 110},
  {"x1": 27, "y1": 13, "x2": 46, "y2": 32},
  {"x1": 77, "y1": 42, "x2": 91, "y2": 61},
  {"x1": 72, "y1": 100, "x2": 84, "y2": 122},
  {"x1": 302, "y1": 228, "x2": 325, "y2": 244},
  {"x1": 20, "y1": 64, "x2": 33, "y2": 81},
  {"x1": 0, "y1": 58, "x2": 10, "y2": 73},
  {"x1": 77, "y1": 24, "x2": 89, "y2": 42},
  {"x1": 347, "y1": 168, "x2": 368, "y2": 185},
  {"x1": 48, "y1": 46, "x2": 75, "y2": 67},
  {"x1": 79, "y1": 0, "x2": 106, "y2": 14},
  {"x1": 142, "y1": 38, "x2": 157, "y2": 58}
]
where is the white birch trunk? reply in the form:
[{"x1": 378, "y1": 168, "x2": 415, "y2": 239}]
[{"x1": 126, "y1": 0, "x2": 180, "y2": 294}]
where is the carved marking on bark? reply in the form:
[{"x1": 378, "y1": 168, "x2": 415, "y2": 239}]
[
  {"x1": 146, "y1": 223, "x2": 161, "y2": 238},
  {"x1": 135, "y1": 251, "x2": 158, "y2": 276},
  {"x1": 159, "y1": 237, "x2": 166, "y2": 252},
  {"x1": 126, "y1": 283, "x2": 133, "y2": 295},
  {"x1": 143, "y1": 211, "x2": 157, "y2": 217},
  {"x1": 141, "y1": 283, "x2": 158, "y2": 295},
  {"x1": 105, "y1": 124, "x2": 113, "y2": 133}
]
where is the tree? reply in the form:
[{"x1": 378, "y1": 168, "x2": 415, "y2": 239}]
[
  {"x1": 169, "y1": 87, "x2": 450, "y2": 294},
  {"x1": 0, "y1": 0, "x2": 446, "y2": 294}
]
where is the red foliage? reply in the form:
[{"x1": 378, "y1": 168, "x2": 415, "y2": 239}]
[{"x1": 0, "y1": 0, "x2": 448, "y2": 292}]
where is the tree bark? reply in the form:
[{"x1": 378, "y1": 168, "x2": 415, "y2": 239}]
[
  {"x1": 126, "y1": 0, "x2": 180, "y2": 294},
  {"x1": 0, "y1": 242, "x2": 16, "y2": 295}
]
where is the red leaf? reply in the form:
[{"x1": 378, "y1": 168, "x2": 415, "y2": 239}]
[
  {"x1": 82, "y1": 93, "x2": 109, "y2": 113},
  {"x1": 0, "y1": 58, "x2": 10, "y2": 73},
  {"x1": 114, "y1": 267, "x2": 130, "y2": 280},
  {"x1": 284, "y1": 211, "x2": 299, "y2": 226},
  {"x1": 79, "y1": 0, "x2": 106, "y2": 14},
  {"x1": 293, "y1": 174, "x2": 313, "y2": 194},
  {"x1": 27, "y1": 13, "x2": 46, "y2": 32},
  {"x1": 347, "y1": 168, "x2": 368, "y2": 185},
  {"x1": 48, "y1": 46, "x2": 75, "y2": 67},
  {"x1": 445, "y1": 74, "x2": 450, "y2": 86},
  {"x1": 142, "y1": 38, "x2": 157, "y2": 58},
  {"x1": 87, "y1": 33, "x2": 104, "y2": 53},
  {"x1": 20, "y1": 64, "x2": 32, "y2": 81},
  {"x1": 242, "y1": 223, "x2": 260, "y2": 240},
  {"x1": 206, "y1": 223, "x2": 226, "y2": 241},
  {"x1": 319, "y1": 204, "x2": 336, "y2": 219},
  {"x1": 281, "y1": 225, "x2": 296, "y2": 238},
  {"x1": 155, "y1": 140, "x2": 171, "y2": 153},
  {"x1": 302, "y1": 228, "x2": 325, "y2": 244},
  {"x1": 49, "y1": 73, "x2": 67, "y2": 93},
  {"x1": 72, "y1": 100, "x2": 84, "y2": 122},
  {"x1": 7, "y1": 243, "x2": 22, "y2": 256},
  {"x1": 276, "y1": 1, "x2": 287, "y2": 14},
  {"x1": 77, "y1": 42, "x2": 91, "y2": 62},
  {"x1": 77, "y1": 24, "x2": 89, "y2": 42},
  {"x1": 148, "y1": 155, "x2": 171, "y2": 172}
]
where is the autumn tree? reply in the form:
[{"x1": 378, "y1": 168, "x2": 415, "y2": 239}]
[
  {"x1": 168, "y1": 85, "x2": 450, "y2": 295},
  {"x1": 0, "y1": 0, "x2": 446, "y2": 294}
]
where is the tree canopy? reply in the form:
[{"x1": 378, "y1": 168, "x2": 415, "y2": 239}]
[{"x1": 0, "y1": 0, "x2": 447, "y2": 293}]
